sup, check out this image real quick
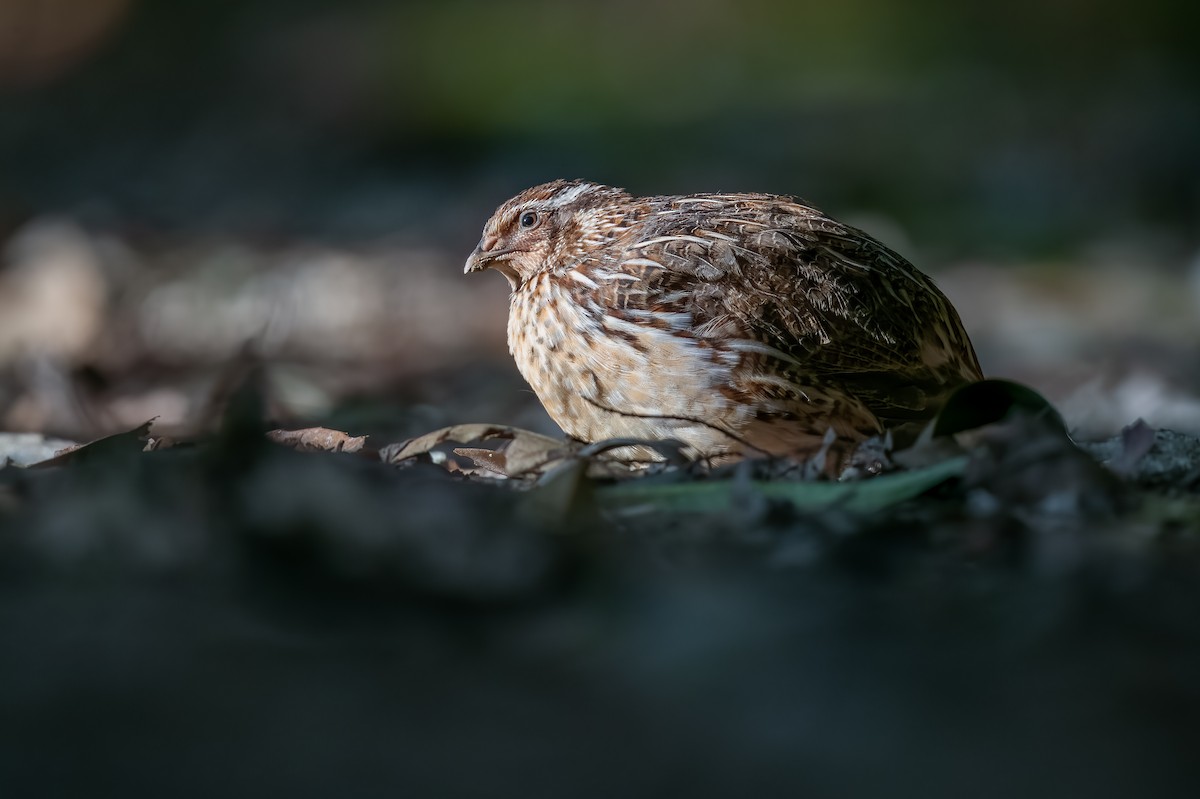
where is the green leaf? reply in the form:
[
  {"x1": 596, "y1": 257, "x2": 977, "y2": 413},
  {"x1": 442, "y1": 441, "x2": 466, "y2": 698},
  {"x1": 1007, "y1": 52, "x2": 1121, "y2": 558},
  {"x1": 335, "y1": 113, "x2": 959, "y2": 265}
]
[
  {"x1": 599, "y1": 456, "x2": 968, "y2": 514},
  {"x1": 930, "y1": 379, "x2": 1065, "y2": 438}
]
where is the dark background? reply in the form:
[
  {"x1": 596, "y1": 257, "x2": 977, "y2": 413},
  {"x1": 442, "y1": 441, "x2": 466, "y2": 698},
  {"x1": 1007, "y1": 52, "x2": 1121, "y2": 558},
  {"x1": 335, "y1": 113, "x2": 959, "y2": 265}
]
[
  {"x1": 2, "y1": 2, "x2": 1200, "y2": 797},
  {"x1": 4, "y1": 0, "x2": 1199, "y2": 250},
  {"x1": 2, "y1": 0, "x2": 1199, "y2": 443}
]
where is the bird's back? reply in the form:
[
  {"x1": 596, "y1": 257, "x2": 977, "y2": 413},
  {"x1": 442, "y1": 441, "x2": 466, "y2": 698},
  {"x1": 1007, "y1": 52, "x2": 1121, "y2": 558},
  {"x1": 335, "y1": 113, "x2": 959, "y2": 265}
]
[{"x1": 582, "y1": 192, "x2": 982, "y2": 434}]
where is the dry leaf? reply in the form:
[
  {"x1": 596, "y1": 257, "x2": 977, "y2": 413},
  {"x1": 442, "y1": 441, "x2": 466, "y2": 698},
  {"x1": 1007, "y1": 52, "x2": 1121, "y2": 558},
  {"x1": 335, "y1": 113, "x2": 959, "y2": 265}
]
[
  {"x1": 452, "y1": 447, "x2": 510, "y2": 477},
  {"x1": 381, "y1": 424, "x2": 568, "y2": 480},
  {"x1": 27, "y1": 420, "x2": 156, "y2": 468},
  {"x1": 267, "y1": 427, "x2": 368, "y2": 454},
  {"x1": 489, "y1": 428, "x2": 571, "y2": 477},
  {"x1": 381, "y1": 424, "x2": 511, "y2": 465}
]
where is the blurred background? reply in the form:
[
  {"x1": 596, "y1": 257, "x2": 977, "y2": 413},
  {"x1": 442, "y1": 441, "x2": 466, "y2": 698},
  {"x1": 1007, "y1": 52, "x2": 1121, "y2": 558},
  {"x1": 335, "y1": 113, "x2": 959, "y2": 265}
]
[
  {"x1": 2, "y1": 0, "x2": 1199, "y2": 443},
  {"x1": 4, "y1": 5, "x2": 1200, "y2": 798}
]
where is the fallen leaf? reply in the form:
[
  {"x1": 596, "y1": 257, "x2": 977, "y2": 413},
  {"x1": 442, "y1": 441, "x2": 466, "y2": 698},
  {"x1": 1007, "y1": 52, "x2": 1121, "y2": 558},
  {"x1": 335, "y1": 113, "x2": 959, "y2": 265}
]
[
  {"x1": 487, "y1": 428, "x2": 572, "y2": 477},
  {"x1": 382, "y1": 424, "x2": 568, "y2": 480},
  {"x1": 27, "y1": 420, "x2": 156, "y2": 468},
  {"x1": 381, "y1": 424, "x2": 514, "y2": 465},
  {"x1": 268, "y1": 427, "x2": 368, "y2": 454},
  {"x1": 898, "y1": 379, "x2": 1067, "y2": 470},
  {"x1": 601, "y1": 455, "x2": 968, "y2": 514},
  {"x1": 452, "y1": 446, "x2": 510, "y2": 476},
  {"x1": 930, "y1": 379, "x2": 1065, "y2": 439}
]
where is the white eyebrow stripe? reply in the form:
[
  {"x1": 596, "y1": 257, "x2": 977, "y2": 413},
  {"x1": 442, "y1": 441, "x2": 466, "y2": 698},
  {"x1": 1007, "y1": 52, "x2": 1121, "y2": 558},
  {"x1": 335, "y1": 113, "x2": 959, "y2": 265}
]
[{"x1": 548, "y1": 183, "x2": 597, "y2": 207}]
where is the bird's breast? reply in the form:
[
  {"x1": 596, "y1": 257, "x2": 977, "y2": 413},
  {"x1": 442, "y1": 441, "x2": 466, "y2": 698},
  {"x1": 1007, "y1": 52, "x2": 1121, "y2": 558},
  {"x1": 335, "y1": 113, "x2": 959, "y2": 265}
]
[{"x1": 507, "y1": 271, "x2": 745, "y2": 451}]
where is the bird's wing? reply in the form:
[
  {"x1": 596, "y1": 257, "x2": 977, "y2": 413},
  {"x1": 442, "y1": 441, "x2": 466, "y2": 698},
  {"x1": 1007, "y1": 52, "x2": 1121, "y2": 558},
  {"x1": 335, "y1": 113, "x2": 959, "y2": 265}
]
[{"x1": 600, "y1": 196, "x2": 982, "y2": 423}]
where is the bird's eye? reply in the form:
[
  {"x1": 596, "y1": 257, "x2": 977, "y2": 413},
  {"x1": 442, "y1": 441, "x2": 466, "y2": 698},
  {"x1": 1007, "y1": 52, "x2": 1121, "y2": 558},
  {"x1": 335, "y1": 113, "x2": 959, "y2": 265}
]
[{"x1": 519, "y1": 211, "x2": 539, "y2": 229}]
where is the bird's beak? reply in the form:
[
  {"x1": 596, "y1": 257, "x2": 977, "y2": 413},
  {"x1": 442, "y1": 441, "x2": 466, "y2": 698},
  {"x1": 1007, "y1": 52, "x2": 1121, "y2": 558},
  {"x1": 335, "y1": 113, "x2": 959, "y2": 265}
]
[
  {"x1": 464, "y1": 235, "x2": 502, "y2": 275},
  {"x1": 464, "y1": 235, "x2": 522, "y2": 290},
  {"x1": 463, "y1": 245, "x2": 487, "y2": 274}
]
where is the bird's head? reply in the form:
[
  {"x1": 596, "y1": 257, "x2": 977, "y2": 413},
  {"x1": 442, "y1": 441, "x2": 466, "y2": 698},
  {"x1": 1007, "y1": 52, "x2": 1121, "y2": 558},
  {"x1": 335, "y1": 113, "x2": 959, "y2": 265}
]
[{"x1": 464, "y1": 179, "x2": 630, "y2": 290}]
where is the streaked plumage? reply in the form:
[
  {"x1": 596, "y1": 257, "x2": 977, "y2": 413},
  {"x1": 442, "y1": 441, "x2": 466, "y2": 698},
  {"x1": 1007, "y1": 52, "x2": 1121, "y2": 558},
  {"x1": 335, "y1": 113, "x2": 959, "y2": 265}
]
[{"x1": 465, "y1": 180, "x2": 982, "y2": 470}]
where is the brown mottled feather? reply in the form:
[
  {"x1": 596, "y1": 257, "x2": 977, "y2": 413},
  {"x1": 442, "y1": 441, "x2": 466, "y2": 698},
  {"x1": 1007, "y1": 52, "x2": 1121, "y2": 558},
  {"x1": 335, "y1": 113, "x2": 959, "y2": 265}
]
[{"x1": 465, "y1": 180, "x2": 983, "y2": 468}]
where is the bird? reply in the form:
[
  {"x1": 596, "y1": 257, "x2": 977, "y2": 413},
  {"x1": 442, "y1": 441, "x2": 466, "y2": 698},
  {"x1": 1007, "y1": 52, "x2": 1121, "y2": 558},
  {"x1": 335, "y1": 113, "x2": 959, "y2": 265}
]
[{"x1": 464, "y1": 179, "x2": 983, "y2": 472}]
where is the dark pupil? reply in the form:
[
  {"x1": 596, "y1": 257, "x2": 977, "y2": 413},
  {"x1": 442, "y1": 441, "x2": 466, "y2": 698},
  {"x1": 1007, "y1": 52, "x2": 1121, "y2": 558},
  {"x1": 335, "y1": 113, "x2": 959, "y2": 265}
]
[{"x1": 520, "y1": 212, "x2": 537, "y2": 228}]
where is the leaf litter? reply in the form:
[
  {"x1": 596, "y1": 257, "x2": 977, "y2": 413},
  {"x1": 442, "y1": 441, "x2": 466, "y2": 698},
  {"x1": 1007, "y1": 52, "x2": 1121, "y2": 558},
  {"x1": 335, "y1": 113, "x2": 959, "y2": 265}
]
[
  {"x1": 3, "y1": 375, "x2": 1200, "y2": 799},
  {"x1": 4, "y1": 378, "x2": 1195, "y2": 549}
]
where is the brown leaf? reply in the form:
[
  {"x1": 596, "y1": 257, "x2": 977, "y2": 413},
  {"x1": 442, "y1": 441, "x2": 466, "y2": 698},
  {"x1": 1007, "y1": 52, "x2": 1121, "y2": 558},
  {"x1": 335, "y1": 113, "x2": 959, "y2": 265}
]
[
  {"x1": 267, "y1": 427, "x2": 368, "y2": 454},
  {"x1": 491, "y1": 428, "x2": 571, "y2": 478},
  {"x1": 381, "y1": 424, "x2": 512, "y2": 465},
  {"x1": 452, "y1": 446, "x2": 510, "y2": 477},
  {"x1": 27, "y1": 419, "x2": 156, "y2": 468},
  {"x1": 381, "y1": 424, "x2": 569, "y2": 480}
]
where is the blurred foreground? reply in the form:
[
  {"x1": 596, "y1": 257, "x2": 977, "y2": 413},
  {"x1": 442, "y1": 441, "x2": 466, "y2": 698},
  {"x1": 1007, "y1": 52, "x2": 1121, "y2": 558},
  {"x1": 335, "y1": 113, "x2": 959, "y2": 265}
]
[{"x1": 2, "y1": 388, "x2": 1199, "y2": 798}]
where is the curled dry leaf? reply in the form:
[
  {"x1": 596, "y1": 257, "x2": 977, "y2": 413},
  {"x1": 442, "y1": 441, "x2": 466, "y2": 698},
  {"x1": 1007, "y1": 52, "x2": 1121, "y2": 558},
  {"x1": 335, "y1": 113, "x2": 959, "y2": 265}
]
[
  {"x1": 381, "y1": 424, "x2": 569, "y2": 480},
  {"x1": 479, "y1": 427, "x2": 571, "y2": 478},
  {"x1": 452, "y1": 447, "x2": 510, "y2": 476},
  {"x1": 267, "y1": 427, "x2": 368, "y2": 454}
]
